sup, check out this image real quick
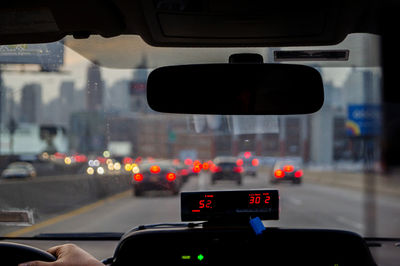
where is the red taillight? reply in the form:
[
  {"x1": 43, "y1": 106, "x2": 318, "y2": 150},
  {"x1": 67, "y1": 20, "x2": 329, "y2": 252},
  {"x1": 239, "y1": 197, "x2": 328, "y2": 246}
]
[
  {"x1": 244, "y1": 151, "x2": 252, "y2": 159},
  {"x1": 252, "y1": 158, "x2": 259, "y2": 167},
  {"x1": 283, "y1": 165, "x2": 294, "y2": 173},
  {"x1": 184, "y1": 158, "x2": 193, "y2": 166},
  {"x1": 166, "y1": 172, "x2": 176, "y2": 181},
  {"x1": 123, "y1": 157, "x2": 133, "y2": 165},
  {"x1": 202, "y1": 162, "x2": 209, "y2": 170},
  {"x1": 274, "y1": 169, "x2": 285, "y2": 178},
  {"x1": 97, "y1": 157, "x2": 107, "y2": 164},
  {"x1": 211, "y1": 165, "x2": 222, "y2": 173},
  {"x1": 54, "y1": 152, "x2": 66, "y2": 159},
  {"x1": 180, "y1": 169, "x2": 189, "y2": 176},
  {"x1": 133, "y1": 173, "x2": 143, "y2": 182},
  {"x1": 150, "y1": 165, "x2": 161, "y2": 174},
  {"x1": 236, "y1": 159, "x2": 243, "y2": 166},
  {"x1": 193, "y1": 165, "x2": 201, "y2": 173},
  {"x1": 234, "y1": 166, "x2": 243, "y2": 173},
  {"x1": 193, "y1": 160, "x2": 201, "y2": 166},
  {"x1": 74, "y1": 155, "x2": 87, "y2": 163},
  {"x1": 294, "y1": 169, "x2": 303, "y2": 178}
]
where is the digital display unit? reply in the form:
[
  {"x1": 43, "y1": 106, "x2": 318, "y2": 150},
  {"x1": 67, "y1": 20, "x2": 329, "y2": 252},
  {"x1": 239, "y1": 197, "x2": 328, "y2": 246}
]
[{"x1": 181, "y1": 189, "x2": 279, "y2": 221}]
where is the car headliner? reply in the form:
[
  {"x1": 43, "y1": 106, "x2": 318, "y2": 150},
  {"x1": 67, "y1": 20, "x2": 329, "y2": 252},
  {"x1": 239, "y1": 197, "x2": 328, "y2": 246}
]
[
  {"x1": 63, "y1": 33, "x2": 381, "y2": 69},
  {"x1": 0, "y1": 1, "x2": 382, "y2": 69}
]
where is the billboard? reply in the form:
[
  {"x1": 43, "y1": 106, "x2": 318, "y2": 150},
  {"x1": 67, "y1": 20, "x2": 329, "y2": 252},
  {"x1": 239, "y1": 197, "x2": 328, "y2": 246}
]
[
  {"x1": 346, "y1": 104, "x2": 381, "y2": 137},
  {"x1": 0, "y1": 41, "x2": 64, "y2": 72}
]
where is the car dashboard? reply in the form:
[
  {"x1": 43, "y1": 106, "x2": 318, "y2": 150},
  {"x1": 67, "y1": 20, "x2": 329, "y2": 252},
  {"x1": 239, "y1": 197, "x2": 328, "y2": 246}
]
[{"x1": 111, "y1": 226, "x2": 376, "y2": 266}]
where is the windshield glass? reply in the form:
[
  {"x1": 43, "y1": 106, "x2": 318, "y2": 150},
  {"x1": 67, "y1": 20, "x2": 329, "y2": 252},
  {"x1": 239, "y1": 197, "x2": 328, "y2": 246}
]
[{"x1": 0, "y1": 33, "x2": 398, "y2": 242}]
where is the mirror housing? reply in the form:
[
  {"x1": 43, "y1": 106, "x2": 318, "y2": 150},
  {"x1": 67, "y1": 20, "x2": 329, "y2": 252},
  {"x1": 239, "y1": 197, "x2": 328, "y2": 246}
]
[{"x1": 147, "y1": 63, "x2": 324, "y2": 115}]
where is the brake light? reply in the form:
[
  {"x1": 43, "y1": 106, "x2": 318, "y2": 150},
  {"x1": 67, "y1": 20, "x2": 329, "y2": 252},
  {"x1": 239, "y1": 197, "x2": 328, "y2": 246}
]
[
  {"x1": 193, "y1": 165, "x2": 201, "y2": 173},
  {"x1": 252, "y1": 158, "x2": 259, "y2": 167},
  {"x1": 166, "y1": 172, "x2": 176, "y2": 181},
  {"x1": 123, "y1": 157, "x2": 133, "y2": 165},
  {"x1": 180, "y1": 169, "x2": 189, "y2": 176},
  {"x1": 184, "y1": 158, "x2": 193, "y2": 166},
  {"x1": 294, "y1": 169, "x2": 303, "y2": 178},
  {"x1": 150, "y1": 165, "x2": 161, "y2": 174},
  {"x1": 283, "y1": 165, "x2": 294, "y2": 173},
  {"x1": 234, "y1": 166, "x2": 243, "y2": 173},
  {"x1": 274, "y1": 169, "x2": 285, "y2": 178},
  {"x1": 74, "y1": 154, "x2": 87, "y2": 163},
  {"x1": 210, "y1": 165, "x2": 222, "y2": 173},
  {"x1": 202, "y1": 162, "x2": 210, "y2": 170},
  {"x1": 236, "y1": 159, "x2": 244, "y2": 166},
  {"x1": 244, "y1": 151, "x2": 252, "y2": 159},
  {"x1": 133, "y1": 173, "x2": 143, "y2": 182}
]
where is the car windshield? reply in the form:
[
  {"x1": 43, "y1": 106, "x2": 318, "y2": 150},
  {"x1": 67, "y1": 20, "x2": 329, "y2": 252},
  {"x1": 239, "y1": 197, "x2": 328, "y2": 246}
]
[
  {"x1": 0, "y1": 33, "x2": 398, "y2": 243},
  {"x1": 7, "y1": 163, "x2": 29, "y2": 169}
]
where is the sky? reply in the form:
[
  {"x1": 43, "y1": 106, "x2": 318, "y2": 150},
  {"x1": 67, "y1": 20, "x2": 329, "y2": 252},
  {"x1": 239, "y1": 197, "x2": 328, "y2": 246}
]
[{"x1": 2, "y1": 42, "x2": 355, "y2": 105}]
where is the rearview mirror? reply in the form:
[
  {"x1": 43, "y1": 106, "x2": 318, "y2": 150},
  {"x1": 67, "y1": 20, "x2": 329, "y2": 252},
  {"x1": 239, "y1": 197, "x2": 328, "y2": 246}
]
[{"x1": 147, "y1": 64, "x2": 324, "y2": 115}]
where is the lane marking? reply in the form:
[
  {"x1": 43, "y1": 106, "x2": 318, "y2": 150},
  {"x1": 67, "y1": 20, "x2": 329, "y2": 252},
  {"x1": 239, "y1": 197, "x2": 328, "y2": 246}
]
[{"x1": 5, "y1": 190, "x2": 131, "y2": 237}]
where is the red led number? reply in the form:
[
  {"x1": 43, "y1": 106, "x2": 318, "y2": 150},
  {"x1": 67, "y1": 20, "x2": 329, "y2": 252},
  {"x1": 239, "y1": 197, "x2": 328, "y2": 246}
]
[
  {"x1": 264, "y1": 196, "x2": 270, "y2": 204},
  {"x1": 249, "y1": 196, "x2": 261, "y2": 204},
  {"x1": 199, "y1": 199, "x2": 212, "y2": 209},
  {"x1": 249, "y1": 194, "x2": 271, "y2": 205}
]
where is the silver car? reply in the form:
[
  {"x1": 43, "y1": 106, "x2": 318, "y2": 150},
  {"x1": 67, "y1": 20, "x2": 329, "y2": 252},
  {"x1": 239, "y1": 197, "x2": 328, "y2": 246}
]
[{"x1": 1, "y1": 162, "x2": 37, "y2": 179}]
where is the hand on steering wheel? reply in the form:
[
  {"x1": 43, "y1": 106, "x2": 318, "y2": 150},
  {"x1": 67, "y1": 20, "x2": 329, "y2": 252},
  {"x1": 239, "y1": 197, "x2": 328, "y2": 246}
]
[
  {"x1": 0, "y1": 241, "x2": 104, "y2": 265},
  {"x1": 17, "y1": 243, "x2": 104, "y2": 266}
]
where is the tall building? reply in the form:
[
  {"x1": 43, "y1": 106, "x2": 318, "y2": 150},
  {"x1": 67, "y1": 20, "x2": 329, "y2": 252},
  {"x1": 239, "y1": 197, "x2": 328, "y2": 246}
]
[
  {"x1": 0, "y1": 72, "x2": 4, "y2": 127},
  {"x1": 86, "y1": 63, "x2": 104, "y2": 111},
  {"x1": 20, "y1": 83, "x2": 42, "y2": 124},
  {"x1": 59, "y1": 81, "x2": 75, "y2": 127},
  {"x1": 73, "y1": 88, "x2": 86, "y2": 112},
  {"x1": 130, "y1": 57, "x2": 150, "y2": 113},
  {"x1": 60, "y1": 81, "x2": 74, "y2": 105}
]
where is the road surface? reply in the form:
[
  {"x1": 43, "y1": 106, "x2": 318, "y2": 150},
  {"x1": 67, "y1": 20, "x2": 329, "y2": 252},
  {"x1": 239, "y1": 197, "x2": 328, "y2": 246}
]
[
  {"x1": 1, "y1": 170, "x2": 400, "y2": 265},
  {"x1": 2, "y1": 171, "x2": 398, "y2": 238}
]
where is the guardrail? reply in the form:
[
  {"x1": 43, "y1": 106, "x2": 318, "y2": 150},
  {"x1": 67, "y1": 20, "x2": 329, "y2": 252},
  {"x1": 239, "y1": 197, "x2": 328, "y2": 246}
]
[{"x1": 0, "y1": 174, "x2": 131, "y2": 216}]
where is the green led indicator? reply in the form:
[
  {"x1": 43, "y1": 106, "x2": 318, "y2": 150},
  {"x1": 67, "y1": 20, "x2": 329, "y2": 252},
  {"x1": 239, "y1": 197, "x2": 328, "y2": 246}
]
[
  {"x1": 181, "y1": 255, "x2": 191, "y2": 260},
  {"x1": 197, "y1": 254, "x2": 205, "y2": 261}
]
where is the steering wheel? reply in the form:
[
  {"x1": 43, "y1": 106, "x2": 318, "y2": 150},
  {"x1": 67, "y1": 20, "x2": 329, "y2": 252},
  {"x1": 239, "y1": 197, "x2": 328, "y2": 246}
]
[{"x1": 0, "y1": 242, "x2": 56, "y2": 265}]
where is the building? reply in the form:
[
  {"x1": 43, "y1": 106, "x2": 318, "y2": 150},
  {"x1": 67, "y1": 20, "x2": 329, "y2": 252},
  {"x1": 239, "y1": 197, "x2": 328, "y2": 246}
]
[
  {"x1": 19, "y1": 83, "x2": 42, "y2": 124},
  {"x1": 86, "y1": 63, "x2": 104, "y2": 111},
  {"x1": 105, "y1": 79, "x2": 130, "y2": 112},
  {"x1": 69, "y1": 111, "x2": 107, "y2": 154},
  {"x1": 130, "y1": 57, "x2": 151, "y2": 113},
  {"x1": 58, "y1": 81, "x2": 75, "y2": 128}
]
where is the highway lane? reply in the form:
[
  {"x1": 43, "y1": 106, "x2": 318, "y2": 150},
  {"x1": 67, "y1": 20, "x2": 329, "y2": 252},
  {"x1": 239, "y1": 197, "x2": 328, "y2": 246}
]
[{"x1": 4, "y1": 171, "x2": 399, "y2": 238}]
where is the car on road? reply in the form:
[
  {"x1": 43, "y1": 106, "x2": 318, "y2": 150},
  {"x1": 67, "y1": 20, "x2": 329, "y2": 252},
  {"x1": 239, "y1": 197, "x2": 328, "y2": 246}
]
[
  {"x1": 237, "y1": 151, "x2": 259, "y2": 177},
  {"x1": 270, "y1": 158, "x2": 303, "y2": 185},
  {"x1": 0, "y1": 162, "x2": 36, "y2": 179},
  {"x1": 210, "y1": 156, "x2": 243, "y2": 185},
  {"x1": 132, "y1": 161, "x2": 182, "y2": 196}
]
